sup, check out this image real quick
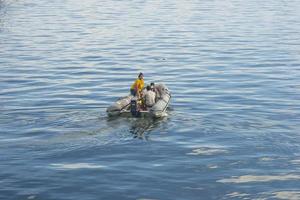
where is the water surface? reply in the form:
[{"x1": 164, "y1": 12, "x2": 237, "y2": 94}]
[{"x1": 1, "y1": 0, "x2": 300, "y2": 199}]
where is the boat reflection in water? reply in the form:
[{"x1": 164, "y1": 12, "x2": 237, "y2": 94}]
[
  {"x1": 106, "y1": 113, "x2": 170, "y2": 140},
  {"x1": 129, "y1": 118, "x2": 162, "y2": 140}
]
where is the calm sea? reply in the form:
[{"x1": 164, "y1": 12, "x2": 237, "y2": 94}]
[{"x1": 1, "y1": 0, "x2": 300, "y2": 199}]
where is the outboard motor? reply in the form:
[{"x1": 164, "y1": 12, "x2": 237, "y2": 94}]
[{"x1": 130, "y1": 98, "x2": 140, "y2": 117}]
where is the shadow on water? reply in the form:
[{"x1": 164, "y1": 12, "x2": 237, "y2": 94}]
[
  {"x1": 105, "y1": 115, "x2": 167, "y2": 141},
  {"x1": 129, "y1": 118, "x2": 162, "y2": 140}
]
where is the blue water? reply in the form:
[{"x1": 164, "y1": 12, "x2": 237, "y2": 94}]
[{"x1": 1, "y1": 0, "x2": 300, "y2": 199}]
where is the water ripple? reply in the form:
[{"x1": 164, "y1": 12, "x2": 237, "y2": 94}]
[{"x1": 1, "y1": 0, "x2": 300, "y2": 199}]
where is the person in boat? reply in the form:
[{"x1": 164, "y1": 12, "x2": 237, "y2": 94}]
[
  {"x1": 150, "y1": 82, "x2": 155, "y2": 92},
  {"x1": 150, "y1": 82, "x2": 160, "y2": 102},
  {"x1": 143, "y1": 85, "x2": 156, "y2": 108},
  {"x1": 130, "y1": 72, "x2": 144, "y2": 98}
]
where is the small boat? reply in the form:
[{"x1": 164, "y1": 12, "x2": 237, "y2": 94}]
[{"x1": 107, "y1": 83, "x2": 171, "y2": 118}]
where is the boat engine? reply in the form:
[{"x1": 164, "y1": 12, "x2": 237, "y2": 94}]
[{"x1": 130, "y1": 98, "x2": 140, "y2": 117}]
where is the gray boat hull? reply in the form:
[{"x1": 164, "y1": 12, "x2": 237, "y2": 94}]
[{"x1": 106, "y1": 84, "x2": 171, "y2": 118}]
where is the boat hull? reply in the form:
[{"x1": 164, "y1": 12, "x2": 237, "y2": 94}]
[{"x1": 106, "y1": 83, "x2": 171, "y2": 118}]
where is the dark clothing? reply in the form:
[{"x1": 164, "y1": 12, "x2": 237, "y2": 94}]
[{"x1": 130, "y1": 88, "x2": 136, "y2": 96}]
